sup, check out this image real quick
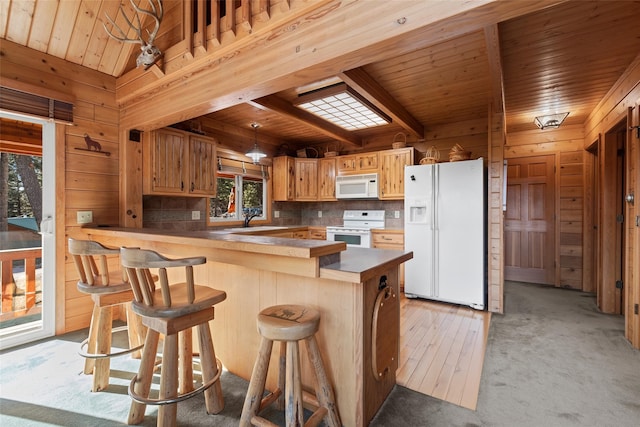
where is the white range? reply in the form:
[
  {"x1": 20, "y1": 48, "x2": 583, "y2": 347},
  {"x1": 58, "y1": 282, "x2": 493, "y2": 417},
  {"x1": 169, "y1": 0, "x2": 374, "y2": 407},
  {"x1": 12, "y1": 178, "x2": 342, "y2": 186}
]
[{"x1": 325, "y1": 210, "x2": 385, "y2": 248}]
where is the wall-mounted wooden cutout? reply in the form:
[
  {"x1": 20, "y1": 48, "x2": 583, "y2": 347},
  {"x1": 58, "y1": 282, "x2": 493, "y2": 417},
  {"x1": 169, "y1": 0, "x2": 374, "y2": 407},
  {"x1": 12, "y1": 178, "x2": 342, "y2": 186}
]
[{"x1": 75, "y1": 133, "x2": 111, "y2": 156}]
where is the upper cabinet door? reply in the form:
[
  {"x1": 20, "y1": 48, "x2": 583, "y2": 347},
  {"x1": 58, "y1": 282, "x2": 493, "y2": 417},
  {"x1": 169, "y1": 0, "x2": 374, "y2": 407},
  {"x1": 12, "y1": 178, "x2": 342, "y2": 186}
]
[
  {"x1": 379, "y1": 148, "x2": 414, "y2": 200},
  {"x1": 144, "y1": 128, "x2": 217, "y2": 197},
  {"x1": 318, "y1": 158, "x2": 337, "y2": 201},
  {"x1": 272, "y1": 156, "x2": 296, "y2": 201},
  {"x1": 357, "y1": 152, "x2": 378, "y2": 172},
  {"x1": 188, "y1": 135, "x2": 217, "y2": 196},
  {"x1": 295, "y1": 158, "x2": 318, "y2": 201},
  {"x1": 337, "y1": 152, "x2": 379, "y2": 175},
  {"x1": 148, "y1": 128, "x2": 188, "y2": 194}
]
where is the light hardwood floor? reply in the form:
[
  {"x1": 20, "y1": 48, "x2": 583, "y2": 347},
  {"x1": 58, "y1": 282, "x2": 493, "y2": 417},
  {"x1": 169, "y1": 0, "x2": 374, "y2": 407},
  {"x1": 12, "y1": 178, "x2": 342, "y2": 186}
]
[{"x1": 396, "y1": 294, "x2": 491, "y2": 410}]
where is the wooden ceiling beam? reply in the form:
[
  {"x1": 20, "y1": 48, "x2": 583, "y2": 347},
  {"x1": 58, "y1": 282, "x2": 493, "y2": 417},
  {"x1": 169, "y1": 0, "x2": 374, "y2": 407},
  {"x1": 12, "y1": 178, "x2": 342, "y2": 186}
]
[
  {"x1": 249, "y1": 95, "x2": 363, "y2": 148},
  {"x1": 197, "y1": 115, "x2": 282, "y2": 148},
  {"x1": 484, "y1": 24, "x2": 505, "y2": 114},
  {"x1": 339, "y1": 68, "x2": 424, "y2": 138}
]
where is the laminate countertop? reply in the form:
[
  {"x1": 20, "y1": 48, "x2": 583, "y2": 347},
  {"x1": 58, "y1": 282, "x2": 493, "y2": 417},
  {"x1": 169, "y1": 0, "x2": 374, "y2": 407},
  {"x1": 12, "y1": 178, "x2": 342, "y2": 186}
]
[{"x1": 84, "y1": 226, "x2": 412, "y2": 283}]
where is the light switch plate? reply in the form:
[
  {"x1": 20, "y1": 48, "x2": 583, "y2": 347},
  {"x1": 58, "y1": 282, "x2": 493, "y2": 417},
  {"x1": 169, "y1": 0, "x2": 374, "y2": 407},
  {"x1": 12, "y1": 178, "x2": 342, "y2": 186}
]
[
  {"x1": 274, "y1": 211, "x2": 280, "y2": 218},
  {"x1": 394, "y1": 210, "x2": 400, "y2": 219},
  {"x1": 192, "y1": 210, "x2": 200, "y2": 220},
  {"x1": 318, "y1": 211, "x2": 322, "y2": 218},
  {"x1": 77, "y1": 211, "x2": 93, "y2": 224}
]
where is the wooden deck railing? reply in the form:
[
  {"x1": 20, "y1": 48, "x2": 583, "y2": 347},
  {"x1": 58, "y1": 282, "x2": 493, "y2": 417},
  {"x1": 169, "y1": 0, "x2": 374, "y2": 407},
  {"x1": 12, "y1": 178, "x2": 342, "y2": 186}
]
[{"x1": 0, "y1": 247, "x2": 42, "y2": 321}]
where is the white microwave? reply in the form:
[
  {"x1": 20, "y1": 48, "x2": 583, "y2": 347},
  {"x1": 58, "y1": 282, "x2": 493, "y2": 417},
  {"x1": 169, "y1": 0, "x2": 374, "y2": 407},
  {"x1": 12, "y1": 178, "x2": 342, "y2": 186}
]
[{"x1": 335, "y1": 173, "x2": 379, "y2": 199}]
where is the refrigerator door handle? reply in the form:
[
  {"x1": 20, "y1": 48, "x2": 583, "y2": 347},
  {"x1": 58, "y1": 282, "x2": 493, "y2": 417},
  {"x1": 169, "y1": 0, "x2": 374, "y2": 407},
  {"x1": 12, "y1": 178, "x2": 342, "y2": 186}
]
[
  {"x1": 432, "y1": 164, "x2": 439, "y2": 296},
  {"x1": 430, "y1": 165, "x2": 436, "y2": 230},
  {"x1": 434, "y1": 164, "x2": 439, "y2": 230}
]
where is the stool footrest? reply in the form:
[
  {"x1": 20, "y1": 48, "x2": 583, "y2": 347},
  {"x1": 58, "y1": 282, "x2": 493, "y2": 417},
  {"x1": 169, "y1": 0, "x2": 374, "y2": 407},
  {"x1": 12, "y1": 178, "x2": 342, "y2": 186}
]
[
  {"x1": 78, "y1": 325, "x2": 144, "y2": 359},
  {"x1": 306, "y1": 407, "x2": 328, "y2": 427},
  {"x1": 258, "y1": 388, "x2": 282, "y2": 413},
  {"x1": 250, "y1": 416, "x2": 279, "y2": 427},
  {"x1": 302, "y1": 389, "x2": 320, "y2": 410},
  {"x1": 128, "y1": 357, "x2": 222, "y2": 406}
]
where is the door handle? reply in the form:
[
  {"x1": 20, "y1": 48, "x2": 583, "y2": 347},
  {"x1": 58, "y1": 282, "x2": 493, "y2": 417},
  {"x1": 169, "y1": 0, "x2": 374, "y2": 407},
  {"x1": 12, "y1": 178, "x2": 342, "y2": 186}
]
[{"x1": 40, "y1": 216, "x2": 53, "y2": 235}]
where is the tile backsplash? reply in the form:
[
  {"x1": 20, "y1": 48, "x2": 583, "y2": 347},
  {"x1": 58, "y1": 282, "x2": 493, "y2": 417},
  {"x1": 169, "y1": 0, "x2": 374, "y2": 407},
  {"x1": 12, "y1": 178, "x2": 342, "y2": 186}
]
[
  {"x1": 143, "y1": 196, "x2": 207, "y2": 231},
  {"x1": 143, "y1": 196, "x2": 404, "y2": 230},
  {"x1": 273, "y1": 200, "x2": 404, "y2": 229}
]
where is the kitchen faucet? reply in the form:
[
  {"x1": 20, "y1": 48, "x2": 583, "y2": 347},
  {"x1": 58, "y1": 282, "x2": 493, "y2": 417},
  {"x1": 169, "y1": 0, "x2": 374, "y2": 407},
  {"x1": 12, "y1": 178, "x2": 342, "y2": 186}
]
[{"x1": 243, "y1": 212, "x2": 258, "y2": 227}]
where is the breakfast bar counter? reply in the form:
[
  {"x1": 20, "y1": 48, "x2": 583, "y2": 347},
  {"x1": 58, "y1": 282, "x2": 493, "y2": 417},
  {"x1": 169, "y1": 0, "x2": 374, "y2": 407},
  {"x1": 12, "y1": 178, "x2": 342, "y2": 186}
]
[{"x1": 83, "y1": 226, "x2": 412, "y2": 426}]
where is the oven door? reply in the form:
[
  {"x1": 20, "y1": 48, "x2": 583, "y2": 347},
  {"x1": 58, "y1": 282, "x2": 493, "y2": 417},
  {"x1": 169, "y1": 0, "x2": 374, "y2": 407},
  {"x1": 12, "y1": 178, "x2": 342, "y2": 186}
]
[{"x1": 326, "y1": 228, "x2": 372, "y2": 248}]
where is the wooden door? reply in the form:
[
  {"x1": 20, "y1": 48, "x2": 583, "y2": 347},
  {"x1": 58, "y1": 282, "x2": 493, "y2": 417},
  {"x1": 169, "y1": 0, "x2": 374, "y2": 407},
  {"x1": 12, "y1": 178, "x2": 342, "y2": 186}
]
[
  {"x1": 599, "y1": 123, "x2": 626, "y2": 314},
  {"x1": 505, "y1": 155, "x2": 556, "y2": 284},
  {"x1": 626, "y1": 102, "x2": 640, "y2": 349}
]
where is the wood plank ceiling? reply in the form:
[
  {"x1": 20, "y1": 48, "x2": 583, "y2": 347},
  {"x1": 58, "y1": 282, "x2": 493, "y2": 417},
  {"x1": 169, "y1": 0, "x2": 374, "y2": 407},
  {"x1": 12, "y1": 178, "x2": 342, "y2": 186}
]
[{"x1": 1, "y1": 1, "x2": 639, "y2": 149}]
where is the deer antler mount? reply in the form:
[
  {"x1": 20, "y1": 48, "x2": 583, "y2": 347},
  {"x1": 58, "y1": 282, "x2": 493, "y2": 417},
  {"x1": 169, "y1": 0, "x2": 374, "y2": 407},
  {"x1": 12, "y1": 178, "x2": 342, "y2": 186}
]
[{"x1": 103, "y1": 0, "x2": 164, "y2": 70}]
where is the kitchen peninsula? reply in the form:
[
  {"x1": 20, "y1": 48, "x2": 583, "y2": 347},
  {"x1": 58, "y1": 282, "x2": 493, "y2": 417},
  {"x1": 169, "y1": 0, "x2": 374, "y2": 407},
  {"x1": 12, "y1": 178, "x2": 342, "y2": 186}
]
[{"x1": 83, "y1": 226, "x2": 412, "y2": 427}]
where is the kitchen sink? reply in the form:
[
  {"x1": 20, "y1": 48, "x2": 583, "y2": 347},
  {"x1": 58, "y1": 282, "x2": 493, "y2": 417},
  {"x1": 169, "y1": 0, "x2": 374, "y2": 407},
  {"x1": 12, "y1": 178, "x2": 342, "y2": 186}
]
[{"x1": 222, "y1": 226, "x2": 289, "y2": 232}]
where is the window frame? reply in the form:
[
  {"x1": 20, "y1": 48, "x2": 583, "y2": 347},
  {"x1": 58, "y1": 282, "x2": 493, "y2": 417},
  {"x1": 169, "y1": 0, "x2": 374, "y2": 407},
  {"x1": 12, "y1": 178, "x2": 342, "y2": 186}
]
[{"x1": 207, "y1": 170, "x2": 270, "y2": 227}]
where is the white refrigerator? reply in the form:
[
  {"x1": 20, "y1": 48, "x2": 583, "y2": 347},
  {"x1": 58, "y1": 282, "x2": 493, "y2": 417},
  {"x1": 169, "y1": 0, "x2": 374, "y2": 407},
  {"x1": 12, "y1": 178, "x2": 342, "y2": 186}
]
[{"x1": 404, "y1": 158, "x2": 486, "y2": 310}]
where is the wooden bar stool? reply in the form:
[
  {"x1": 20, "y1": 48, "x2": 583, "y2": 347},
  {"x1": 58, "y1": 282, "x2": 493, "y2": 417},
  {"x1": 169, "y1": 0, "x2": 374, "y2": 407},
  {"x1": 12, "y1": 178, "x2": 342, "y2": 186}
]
[
  {"x1": 68, "y1": 238, "x2": 145, "y2": 393},
  {"x1": 120, "y1": 247, "x2": 226, "y2": 427},
  {"x1": 240, "y1": 304, "x2": 341, "y2": 427}
]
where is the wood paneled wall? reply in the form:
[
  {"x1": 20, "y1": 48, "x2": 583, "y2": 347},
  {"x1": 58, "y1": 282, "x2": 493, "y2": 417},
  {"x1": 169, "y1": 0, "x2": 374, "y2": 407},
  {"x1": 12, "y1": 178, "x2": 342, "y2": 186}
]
[
  {"x1": 584, "y1": 53, "x2": 640, "y2": 349},
  {"x1": 0, "y1": 40, "x2": 119, "y2": 333},
  {"x1": 488, "y1": 108, "x2": 505, "y2": 313}
]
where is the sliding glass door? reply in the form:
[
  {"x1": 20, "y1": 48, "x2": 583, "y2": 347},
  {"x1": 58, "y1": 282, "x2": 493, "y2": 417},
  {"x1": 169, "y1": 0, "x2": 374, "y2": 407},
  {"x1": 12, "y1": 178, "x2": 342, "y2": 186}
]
[{"x1": 0, "y1": 111, "x2": 56, "y2": 349}]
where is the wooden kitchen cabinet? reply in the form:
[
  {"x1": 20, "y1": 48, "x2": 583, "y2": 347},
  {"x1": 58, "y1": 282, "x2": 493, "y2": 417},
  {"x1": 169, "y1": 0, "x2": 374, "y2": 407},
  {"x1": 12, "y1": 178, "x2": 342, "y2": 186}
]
[
  {"x1": 379, "y1": 147, "x2": 414, "y2": 200},
  {"x1": 317, "y1": 158, "x2": 337, "y2": 201},
  {"x1": 144, "y1": 128, "x2": 217, "y2": 196},
  {"x1": 295, "y1": 158, "x2": 318, "y2": 201},
  {"x1": 273, "y1": 156, "x2": 332, "y2": 202},
  {"x1": 337, "y1": 152, "x2": 378, "y2": 175},
  {"x1": 307, "y1": 226, "x2": 327, "y2": 240},
  {"x1": 272, "y1": 156, "x2": 296, "y2": 201},
  {"x1": 372, "y1": 229, "x2": 405, "y2": 286},
  {"x1": 293, "y1": 230, "x2": 309, "y2": 239},
  {"x1": 188, "y1": 134, "x2": 217, "y2": 195}
]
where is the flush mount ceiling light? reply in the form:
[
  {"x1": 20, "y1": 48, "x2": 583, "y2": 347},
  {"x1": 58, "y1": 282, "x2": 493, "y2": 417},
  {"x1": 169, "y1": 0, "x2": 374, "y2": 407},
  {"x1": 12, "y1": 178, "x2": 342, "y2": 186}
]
[
  {"x1": 534, "y1": 112, "x2": 569, "y2": 130},
  {"x1": 245, "y1": 122, "x2": 266, "y2": 163},
  {"x1": 295, "y1": 83, "x2": 391, "y2": 130}
]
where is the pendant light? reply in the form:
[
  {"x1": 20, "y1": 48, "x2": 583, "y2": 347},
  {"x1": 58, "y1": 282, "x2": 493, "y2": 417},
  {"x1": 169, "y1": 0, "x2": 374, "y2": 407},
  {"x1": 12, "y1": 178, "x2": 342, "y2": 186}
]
[{"x1": 246, "y1": 122, "x2": 266, "y2": 163}]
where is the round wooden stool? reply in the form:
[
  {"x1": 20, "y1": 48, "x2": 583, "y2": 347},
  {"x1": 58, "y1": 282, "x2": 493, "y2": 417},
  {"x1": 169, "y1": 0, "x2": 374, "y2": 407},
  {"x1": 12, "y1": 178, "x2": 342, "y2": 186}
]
[{"x1": 240, "y1": 305, "x2": 341, "y2": 427}]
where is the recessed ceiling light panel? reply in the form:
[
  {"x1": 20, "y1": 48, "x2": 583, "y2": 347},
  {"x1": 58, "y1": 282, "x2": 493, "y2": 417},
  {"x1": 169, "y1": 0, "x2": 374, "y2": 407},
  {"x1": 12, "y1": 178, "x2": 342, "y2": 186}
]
[{"x1": 296, "y1": 83, "x2": 390, "y2": 130}]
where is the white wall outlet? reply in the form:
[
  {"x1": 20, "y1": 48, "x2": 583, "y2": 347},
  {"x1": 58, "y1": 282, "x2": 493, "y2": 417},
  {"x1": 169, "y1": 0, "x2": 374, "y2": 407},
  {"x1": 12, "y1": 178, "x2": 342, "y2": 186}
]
[
  {"x1": 394, "y1": 210, "x2": 400, "y2": 219},
  {"x1": 318, "y1": 211, "x2": 322, "y2": 218},
  {"x1": 274, "y1": 210, "x2": 280, "y2": 218},
  {"x1": 77, "y1": 211, "x2": 93, "y2": 224},
  {"x1": 191, "y1": 210, "x2": 200, "y2": 220}
]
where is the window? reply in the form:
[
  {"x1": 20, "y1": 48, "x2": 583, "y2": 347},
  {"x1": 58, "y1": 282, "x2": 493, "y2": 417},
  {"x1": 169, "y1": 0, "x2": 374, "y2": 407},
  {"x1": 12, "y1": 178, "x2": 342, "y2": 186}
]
[{"x1": 209, "y1": 173, "x2": 267, "y2": 223}]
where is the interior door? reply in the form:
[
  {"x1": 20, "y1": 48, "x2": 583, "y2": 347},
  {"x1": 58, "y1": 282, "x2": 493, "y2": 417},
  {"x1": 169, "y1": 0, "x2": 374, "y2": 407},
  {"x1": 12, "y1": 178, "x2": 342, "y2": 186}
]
[{"x1": 505, "y1": 155, "x2": 556, "y2": 285}]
